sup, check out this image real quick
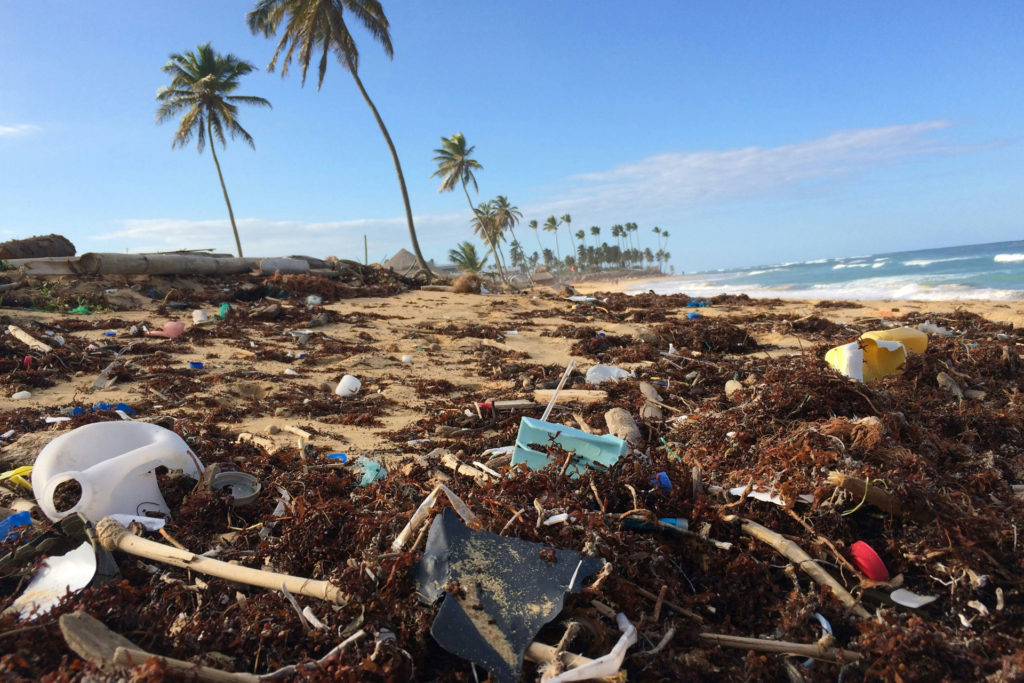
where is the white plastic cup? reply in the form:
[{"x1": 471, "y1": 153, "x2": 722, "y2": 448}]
[
  {"x1": 335, "y1": 375, "x2": 361, "y2": 398},
  {"x1": 192, "y1": 309, "x2": 209, "y2": 324}
]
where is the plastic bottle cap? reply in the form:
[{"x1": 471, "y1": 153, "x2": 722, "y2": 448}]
[{"x1": 849, "y1": 540, "x2": 889, "y2": 581}]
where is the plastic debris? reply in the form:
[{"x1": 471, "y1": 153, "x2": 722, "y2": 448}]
[
  {"x1": 825, "y1": 337, "x2": 907, "y2": 381},
  {"x1": 9, "y1": 541, "x2": 97, "y2": 619},
  {"x1": 584, "y1": 364, "x2": 632, "y2": 385},
  {"x1": 416, "y1": 509, "x2": 604, "y2": 683},
  {"x1": 209, "y1": 471, "x2": 262, "y2": 507},
  {"x1": 861, "y1": 326, "x2": 928, "y2": 354},
  {"x1": 849, "y1": 540, "x2": 889, "y2": 581},
  {"x1": 511, "y1": 417, "x2": 627, "y2": 477},
  {"x1": 0, "y1": 510, "x2": 33, "y2": 541},
  {"x1": 335, "y1": 374, "x2": 361, "y2": 398},
  {"x1": 891, "y1": 588, "x2": 940, "y2": 608}
]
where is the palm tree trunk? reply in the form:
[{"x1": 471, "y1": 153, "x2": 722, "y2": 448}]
[
  {"x1": 347, "y1": 62, "x2": 432, "y2": 282},
  {"x1": 207, "y1": 119, "x2": 244, "y2": 258}
]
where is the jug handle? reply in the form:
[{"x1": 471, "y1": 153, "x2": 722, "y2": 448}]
[{"x1": 41, "y1": 471, "x2": 91, "y2": 521}]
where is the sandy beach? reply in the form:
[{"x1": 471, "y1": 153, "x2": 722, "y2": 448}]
[{"x1": 2, "y1": 269, "x2": 1023, "y2": 680}]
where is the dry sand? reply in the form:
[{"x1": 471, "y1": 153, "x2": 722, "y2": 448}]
[{"x1": 3, "y1": 284, "x2": 1022, "y2": 462}]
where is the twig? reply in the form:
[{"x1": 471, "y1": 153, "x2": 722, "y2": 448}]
[
  {"x1": 652, "y1": 585, "x2": 668, "y2": 621},
  {"x1": 622, "y1": 580, "x2": 704, "y2": 623},
  {"x1": 500, "y1": 509, "x2": 525, "y2": 535},
  {"x1": 726, "y1": 515, "x2": 870, "y2": 619},
  {"x1": 699, "y1": 632, "x2": 862, "y2": 663},
  {"x1": 784, "y1": 509, "x2": 859, "y2": 578}
]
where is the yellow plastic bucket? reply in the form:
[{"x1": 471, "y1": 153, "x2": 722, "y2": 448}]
[{"x1": 861, "y1": 327, "x2": 928, "y2": 354}]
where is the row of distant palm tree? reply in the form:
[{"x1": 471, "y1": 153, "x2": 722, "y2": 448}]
[
  {"x1": 156, "y1": 0, "x2": 433, "y2": 278},
  {"x1": 433, "y1": 131, "x2": 672, "y2": 278}
]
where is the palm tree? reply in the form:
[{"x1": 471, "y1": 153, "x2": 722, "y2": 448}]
[
  {"x1": 471, "y1": 201, "x2": 508, "y2": 282},
  {"x1": 528, "y1": 219, "x2": 543, "y2": 252},
  {"x1": 561, "y1": 213, "x2": 575, "y2": 263},
  {"x1": 652, "y1": 226, "x2": 662, "y2": 250},
  {"x1": 432, "y1": 132, "x2": 482, "y2": 211},
  {"x1": 590, "y1": 225, "x2": 600, "y2": 249},
  {"x1": 448, "y1": 241, "x2": 488, "y2": 273},
  {"x1": 543, "y1": 215, "x2": 561, "y2": 263},
  {"x1": 491, "y1": 195, "x2": 522, "y2": 249},
  {"x1": 247, "y1": 0, "x2": 432, "y2": 279},
  {"x1": 156, "y1": 43, "x2": 270, "y2": 258}
]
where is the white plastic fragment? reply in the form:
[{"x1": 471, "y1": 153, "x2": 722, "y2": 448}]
[
  {"x1": 545, "y1": 612, "x2": 637, "y2": 682},
  {"x1": 543, "y1": 513, "x2": 569, "y2": 526},
  {"x1": 11, "y1": 391, "x2": 31, "y2": 400},
  {"x1": 302, "y1": 605, "x2": 327, "y2": 630},
  {"x1": 585, "y1": 364, "x2": 631, "y2": 385},
  {"x1": 890, "y1": 588, "x2": 939, "y2": 608},
  {"x1": 10, "y1": 542, "x2": 96, "y2": 619},
  {"x1": 729, "y1": 485, "x2": 814, "y2": 506},
  {"x1": 107, "y1": 514, "x2": 166, "y2": 532}
]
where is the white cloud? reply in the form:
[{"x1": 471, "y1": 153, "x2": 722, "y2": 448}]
[
  {"x1": 0, "y1": 124, "x2": 39, "y2": 137},
  {"x1": 554, "y1": 120, "x2": 959, "y2": 215}
]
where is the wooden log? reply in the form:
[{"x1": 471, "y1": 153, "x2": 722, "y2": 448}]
[
  {"x1": 533, "y1": 388, "x2": 608, "y2": 405},
  {"x1": 95, "y1": 518, "x2": 348, "y2": 604},
  {"x1": 7, "y1": 325, "x2": 51, "y2": 353}
]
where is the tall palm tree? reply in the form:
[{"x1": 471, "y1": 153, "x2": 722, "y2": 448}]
[
  {"x1": 247, "y1": 0, "x2": 432, "y2": 279},
  {"x1": 156, "y1": 43, "x2": 270, "y2": 258},
  {"x1": 590, "y1": 225, "x2": 600, "y2": 249},
  {"x1": 561, "y1": 213, "x2": 575, "y2": 262},
  {"x1": 432, "y1": 131, "x2": 482, "y2": 211},
  {"x1": 528, "y1": 219, "x2": 543, "y2": 252},
  {"x1": 652, "y1": 226, "x2": 662, "y2": 250},
  {"x1": 448, "y1": 241, "x2": 488, "y2": 273},
  {"x1": 543, "y1": 215, "x2": 561, "y2": 263}
]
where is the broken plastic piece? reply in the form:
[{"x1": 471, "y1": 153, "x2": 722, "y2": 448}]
[
  {"x1": 890, "y1": 588, "x2": 939, "y2": 608},
  {"x1": 545, "y1": 612, "x2": 637, "y2": 682},
  {"x1": 511, "y1": 417, "x2": 627, "y2": 478},
  {"x1": 146, "y1": 321, "x2": 185, "y2": 339},
  {"x1": 416, "y1": 509, "x2": 603, "y2": 683},
  {"x1": 584, "y1": 364, "x2": 631, "y2": 385},
  {"x1": 9, "y1": 541, "x2": 97, "y2": 619},
  {"x1": 31, "y1": 421, "x2": 203, "y2": 523},
  {"x1": 825, "y1": 337, "x2": 907, "y2": 382},
  {"x1": 849, "y1": 540, "x2": 889, "y2": 581},
  {"x1": 335, "y1": 374, "x2": 361, "y2": 398},
  {"x1": 353, "y1": 458, "x2": 386, "y2": 487},
  {"x1": 728, "y1": 485, "x2": 814, "y2": 506},
  {"x1": 210, "y1": 471, "x2": 262, "y2": 507},
  {"x1": 0, "y1": 510, "x2": 33, "y2": 541},
  {"x1": 861, "y1": 326, "x2": 928, "y2": 354}
]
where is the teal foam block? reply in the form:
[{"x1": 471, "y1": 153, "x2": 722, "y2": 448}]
[{"x1": 511, "y1": 416, "x2": 627, "y2": 477}]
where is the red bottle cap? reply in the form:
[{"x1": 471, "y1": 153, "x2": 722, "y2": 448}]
[{"x1": 850, "y1": 540, "x2": 889, "y2": 581}]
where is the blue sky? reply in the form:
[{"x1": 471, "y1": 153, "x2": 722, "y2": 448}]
[{"x1": 0, "y1": 1, "x2": 1021, "y2": 271}]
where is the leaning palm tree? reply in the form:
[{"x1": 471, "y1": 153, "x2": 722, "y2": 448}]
[
  {"x1": 156, "y1": 43, "x2": 271, "y2": 258},
  {"x1": 247, "y1": 0, "x2": 432, "y2": 279},
  {"x1": 561, "y1": 213, "x2": 576, "y2": 263},
  {"x1": 448, "y1": 241, "x2": 488, "y2": 273},
  {"x1": 432, "y1": 132, "x2": 482, "y2": 211},
  {"x1": 543, "y1": 215, "x2": 561, "y2": 263}
]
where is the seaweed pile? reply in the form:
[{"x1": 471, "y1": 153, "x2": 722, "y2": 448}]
[{"x1": 1, "y1": 285, "x2": 1022, "y2": 681}]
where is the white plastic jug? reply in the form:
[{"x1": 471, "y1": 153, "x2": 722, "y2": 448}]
[{"x1": 30, "y1": 422, "x2": 203, "y2": 523}]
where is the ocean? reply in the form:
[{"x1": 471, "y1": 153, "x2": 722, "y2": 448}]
[{"x1": 632, "y1": 239, "x2": 1024, "y2": 301}]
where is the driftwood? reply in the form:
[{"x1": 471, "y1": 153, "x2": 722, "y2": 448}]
[
  {"x1": 60, "y1": 611, "x2": 366, "y2": 681},
  {"x1": 95, "y1": 518, "x2": 347, "y2": 604},
  {"x1": 728, "y1": 516, "x2": 871, "y2": 619},
  {"x1": 699, "y1": 633, "x2": 862, "y2": 663},
  {"x1": 605, "y1": 408, "x2": 642, "y2": 446},
  {"x1": 7, "y1": 324, "x2": 51, "y2": 353},
  {"x1": 533, "y1": 389, "x2": 608, "y2": 405}
]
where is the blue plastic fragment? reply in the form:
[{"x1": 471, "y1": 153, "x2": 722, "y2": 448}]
[
  {"x1": 92, "y1": 402, "x2": 137, "y2": 417},
  {"x1": 0, "y1": 510, "x2": 33, "y2": 542},
  {"x1": 622, "y1": 516, "x2": 688, "y2": 532},
  {"x1": 189, "y1": 362, "x2": 204, "y2": 370},
  {"x1": 511, "y1": 417, "x2": 627, "y2": 478},
  {"x1": 327, "y1": 453, "x2": 348, "y2": 463},
  {"x1": 687, "y1": 312, "x2": 702, "y2": 319},
  {"x1": 652, "y1": 471, "x2": 672, "y2": 493},
  {"x1": 355, "y1": 459, "x2": 387, "y2": 486}
]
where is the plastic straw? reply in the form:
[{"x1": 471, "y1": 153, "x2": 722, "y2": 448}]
[{"x1": 540, "y1": 360, "x2": 577, "y2": 422}]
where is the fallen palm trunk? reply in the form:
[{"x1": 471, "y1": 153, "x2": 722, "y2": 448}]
[
  {"x1": 726, "y1": 515, "x2": 871, "y2": 619},
  {"x1": 699, "y1": 633, "x2": 862, "y2": 663},
  {"x1": 0, "y1": 233, "x2": 75, "y2": 259},
  {"x1": 96, "y1": 517, "x2": 347, "y2": 603}
]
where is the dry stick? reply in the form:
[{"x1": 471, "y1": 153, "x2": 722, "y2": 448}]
[
  {"x1": 96, "y1": 518, "x2": 348, "y2": 604},
  {"x1": 699, "y1": 633, "x2": 862, "y2": 663},
  {"x1": 589, "y1": 480, "x2": 607, "y2": 514},
  {"x1": 727, "y1": 516, "x2": 870, "y2": 619},
  {"x1": 652, "y1": 585, "x2": 668, "y2": 622},
  {"x1": 783, "y1": 509, "x2": 860, "y2": 578},
  {"x1": 623, "y1": 581, "x2": 703, "y2": 623},
  {"x1": 500, "y1": 508, "x2": 526, "y2": 535},
  {"x1": 827, "y1": 472, "x2": 903, "y2": 516}
]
